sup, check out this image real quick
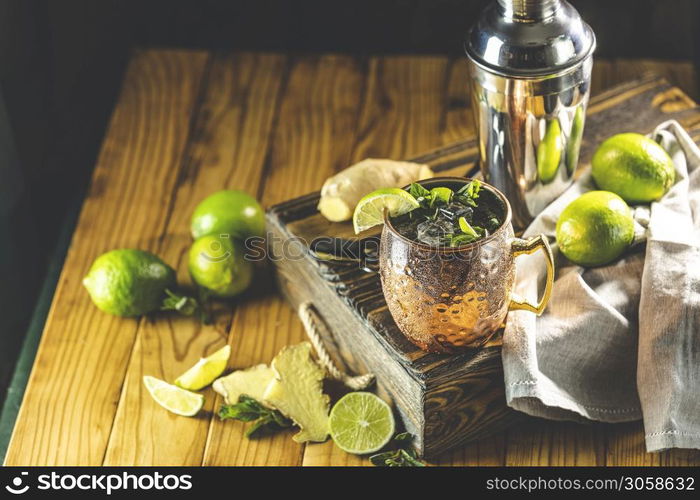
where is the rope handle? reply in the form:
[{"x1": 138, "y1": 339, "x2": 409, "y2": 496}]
[{"x1": 298, "y1": 301, "x2": 375, "y2": 391}]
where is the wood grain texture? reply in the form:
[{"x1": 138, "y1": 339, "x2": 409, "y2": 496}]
[
  {"x1": 103, "y1": 52, "x2": 287, "y2": 465},
  {"x1": 203, "y1": 54, "x2": 367, "y2": 465},
  {"x1": 4, "y1": 50, "x2": 209, "y2": 466},
  {"x1": 5, "y1": 53, "x2": 700, "y2": 466}
]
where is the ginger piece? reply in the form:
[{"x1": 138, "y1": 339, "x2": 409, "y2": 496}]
[
  {"x1": 212, "y1": 364, "x2": 275, "y2": 405},
  {"x1": 263, "y1": 342, "x2": 330, "y2": 443},
  {"x1": 318, "y1": 158, "x2": 433, "y2": 222}
]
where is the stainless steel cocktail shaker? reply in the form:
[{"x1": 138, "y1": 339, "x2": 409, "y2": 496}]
[{"x1": 465, "y1": 0, "x2": 595, "y2": 229}]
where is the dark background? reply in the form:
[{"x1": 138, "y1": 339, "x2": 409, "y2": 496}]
[{"x1": 0, "y1": 0, "x2": 698, "y2": 400}]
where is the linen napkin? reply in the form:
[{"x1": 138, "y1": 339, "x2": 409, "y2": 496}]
[{"x1": 502, "y1": 120, "x2": 700, "y2": 452}]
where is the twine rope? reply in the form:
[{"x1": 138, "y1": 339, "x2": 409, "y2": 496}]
[{"x1": 297, "y1": 301, "x2": 375, "y2": 391}]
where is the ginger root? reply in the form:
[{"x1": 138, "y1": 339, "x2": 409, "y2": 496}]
[
  {"x1": 212, "y1": 364, "x2": 275, "y2": 405},
  {"x1": 263, "y1": 342, "x2": 330, "y2": 443},
  {"x1": 318, "y1": 158, "x2": 433, "y2": 222}
]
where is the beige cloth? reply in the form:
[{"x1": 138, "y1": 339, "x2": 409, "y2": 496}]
[{"x1": 503, "y1": 120, "x2": 700, "y2": 452}]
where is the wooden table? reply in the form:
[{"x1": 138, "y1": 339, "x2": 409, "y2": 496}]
[{"x1": 3, "y1": 50, "x2": 700, "y2": 466}]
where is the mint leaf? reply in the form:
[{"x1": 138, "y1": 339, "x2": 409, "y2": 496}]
[
  {"x1": 369, "y1": 433, "x2": 426, "y2": 467},
  {"x1": 219, "y1": 395, "x2": 292, "y2": 439},
  {"x1": 408, "y1": 183, "x2": 431, "y2": 208},
  {"x1": 161, "y1": 288, "x2": 211, "y2": 324}
]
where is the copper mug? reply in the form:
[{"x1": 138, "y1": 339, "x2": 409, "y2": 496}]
[{"x1": 379, "y1": 177, "x2": 554, "y2": 353}]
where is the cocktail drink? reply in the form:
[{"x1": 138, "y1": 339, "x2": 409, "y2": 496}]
[{"x1": 379, "y1": 177, "x2": 554, "y2": 353}]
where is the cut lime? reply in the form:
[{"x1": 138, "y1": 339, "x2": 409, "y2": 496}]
[
  {"x1": 175, "y1": 345, "x2": 231, "y2": 391},
  {"x1": 352, "y1": 188, "x2": 420, "y2": 234},
  {"x1": 143, "y1": 375, "x2": 205, "y2": 417},
  {"x1": 329, "y1": 392, "x2": 395, "y2": 455}
]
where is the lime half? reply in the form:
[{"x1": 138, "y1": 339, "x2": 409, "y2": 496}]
[
  {"x1": 143, "y1": 376, "x2": 205, "y2": 417},
  {"x1": 329, "y1": 392, "x2": 395, "y2": 454},
  {"x1": 175, "y1": 345, "x2": 231, "y2": 391},
  {"x1": 352, "y1": 188, "x2": 420, "y2": 234}
]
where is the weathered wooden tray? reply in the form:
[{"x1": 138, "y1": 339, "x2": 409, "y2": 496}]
[{"x1": 266, "y1": 75, "x2": 700, "y2": 457}]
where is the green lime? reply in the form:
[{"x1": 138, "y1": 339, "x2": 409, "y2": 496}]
[
  {"x1": 189, "y1": 235, "x2": 253, "y2": 298},
  {"x1": 352, "y1": 188, "x2": 420, "y2": 234},
  {"x1": 329, "y1": 392, "x2": 395, "y2": 455},
  {"x1": 566, "y1": 106, "x2": 585, "y2": 174},
  {"x1": 537, "y1": 119, "x2": 563, "y2": 183},
  {"x1": 83, "y1": 249, "x2": 176, "y2": 317},
  {"x1": 556, "y1": 191, "x2": 635, "y2": 267},
  {"x1": 191, "y1": 190, "x2": 265, "y2": 241},
  {"x1": 175, "y1": 345, "x2": 231, "y2": 391},
  {"x1": 592, "y1": 133, "x2": 675, "y2": 203},
  {"x1": 143, "y1": 376, "x2": 204, "y2": 417}
]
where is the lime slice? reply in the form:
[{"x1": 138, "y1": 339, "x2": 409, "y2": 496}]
[
  {"x1": 329, "y1": 392, "x2": 395, "y2": 454},
  {"x1": 174, "y1": 345, "x2": 231, "y2": 391},
  {"x1": 352, "y1": 188, "x2": 420, "y2": 234},
  {"x1": 143, "y1": 375, "x2": 205, "y2": 417}
]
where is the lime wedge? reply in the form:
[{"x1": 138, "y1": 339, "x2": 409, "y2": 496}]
[
  {"x1": 329, "y1": 392, "x2": 395, "y2": 454},
  {"x1": 143, "y1": 376, "x2": 205, "y2": 417},
  {"x1": 175, "y1": 345, "x2": 231, "y2": 391},
  {"x1": 352, "y1": 188, "x2": 420, "y2": 234}
]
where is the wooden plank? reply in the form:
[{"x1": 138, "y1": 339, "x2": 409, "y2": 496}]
[
  {"x1": 606, "y1": 422, "x2": 659, "y2": 466},
  {"x1": 504, "y1": 420, "x2": 604, "y2": 466},
  {"x1": 442, "y1": 57, "x2": 475, "y2": 144},
  {"x1": 203, "y1": 54, "x2": 367, "y2": 465},
  {"x1": 6, "y1": 54, "x2": 700, "y2": 467},
  {"x1": 431, "y1": 432, "x2": 506, "y2": 466},
  {"x1": 592, "y1": 59, "x2": 698, "y2": 101},
  {"x1": 102, "y1": 53, "x2": 287, "y2": 465},
  {"x1": 3, "y1": 50, "x2": 209, "y2": 466},
  {"x1": 351, "y1": 55, "x2": 451, "y2": 161}
]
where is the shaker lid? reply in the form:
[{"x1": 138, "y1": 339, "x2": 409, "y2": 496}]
[{"x1": 465, "y1": 0, "x2": 595, "y2": 77}]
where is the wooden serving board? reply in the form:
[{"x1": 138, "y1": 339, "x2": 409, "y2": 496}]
[{"x1": 267, "y1": 75, "x2": 700, "y2": 457}]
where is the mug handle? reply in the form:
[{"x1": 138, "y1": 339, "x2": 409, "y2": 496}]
[{"x1": 508, "y1": 234, "x2": 555, "y2": 315}]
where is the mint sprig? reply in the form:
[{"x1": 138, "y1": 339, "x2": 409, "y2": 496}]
[
  {"x1": 219, "y1": 395, "x2": 292, "y2": 439},
  {"x1": 161, "y1": 288, "x2": 211, "y2": 324},
  {"x1": 369, "y1": 432, "x2": 426, "y2": 467}
]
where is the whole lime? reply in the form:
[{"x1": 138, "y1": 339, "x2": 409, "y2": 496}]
[
  {"x1": 556, "y1": 191, "x2": 635, "y2": 267},
  {"x1": 592, "y1": 133, "x2": 675, "y2": 203},
  {"x1": 191, "y1": 190, "x2": 265, "y2": 241},
  {"x1": 83, "y1": 249, "x2": 176, "y2": 317},
  {"x1": 188, "y1": 235, "x2": 253, "y2": 298}
]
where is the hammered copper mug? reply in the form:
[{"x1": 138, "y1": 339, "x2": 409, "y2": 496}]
[{"x1": 379, "y1": 177, "x2": 554, "y2": 353}]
